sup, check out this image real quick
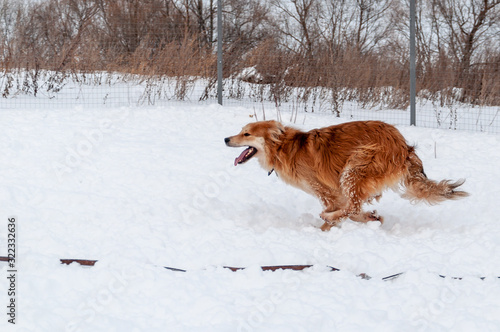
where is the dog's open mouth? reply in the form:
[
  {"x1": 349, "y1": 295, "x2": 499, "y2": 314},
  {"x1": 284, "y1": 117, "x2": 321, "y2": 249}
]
[{"x1": 234, "y1": 147, "x2": 257, "y2": 166}]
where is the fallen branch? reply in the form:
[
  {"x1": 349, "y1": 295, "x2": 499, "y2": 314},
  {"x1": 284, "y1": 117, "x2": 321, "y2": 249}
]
[
  {"x1": 60, "y1": 258, "x2": 97, "y2": 266},
  {"x1": 1, "y1": 256, "x2": 498, "y2": 281},
  {"x1": 58, "y1": 259, "x2": 371, "y2": 278}
]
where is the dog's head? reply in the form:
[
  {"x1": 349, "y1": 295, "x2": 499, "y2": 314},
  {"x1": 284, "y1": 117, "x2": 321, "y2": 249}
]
[{"x1": 225, "y1": 120, "x2": 284, "y2": 166}]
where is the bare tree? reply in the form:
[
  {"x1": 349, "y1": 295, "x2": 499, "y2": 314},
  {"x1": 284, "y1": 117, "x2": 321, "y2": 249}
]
[
  {"x1": 223, "y1": 0, "x2": 273, "y2": 73},
  {"x1": 271, "y1": 0, "x2": 323, "y2": 61},
  {"x1": 433, "y1": 0, "x2": 500, "y2": 101},
  {"x1": 351, "y1": 0, "x2": 394, "y2": 52},
  {"x1": 2, "y1": 0, "x2": 499, "y2": 107},
  {"x1": 0, "y1": 0, "x2": 23, "y2": 67}
]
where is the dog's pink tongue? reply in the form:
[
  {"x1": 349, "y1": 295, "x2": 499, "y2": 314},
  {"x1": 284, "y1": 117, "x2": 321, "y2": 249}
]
[{"x1": 234, "y1": 148, "x2": 251, "y2": 166}]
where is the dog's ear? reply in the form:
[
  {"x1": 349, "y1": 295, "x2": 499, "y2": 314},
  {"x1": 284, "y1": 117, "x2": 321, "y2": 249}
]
[{"x1": 268, "y1": 120, "x2": 285, "y2": 144}]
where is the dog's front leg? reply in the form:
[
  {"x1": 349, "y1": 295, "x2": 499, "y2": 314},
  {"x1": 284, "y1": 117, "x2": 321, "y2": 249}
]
[
  {"x1": 320, "y1": 222, "x2": 335, "y2": 232},
  {"x1": 319, "y1": 193, "x2": 366, "y2": 230},
  {"x1": 311, "y1": 184, "x2": 345, "y2": 231},
  {"x1": 320, "y1": 210, "x2": 346, "y2": 231}
]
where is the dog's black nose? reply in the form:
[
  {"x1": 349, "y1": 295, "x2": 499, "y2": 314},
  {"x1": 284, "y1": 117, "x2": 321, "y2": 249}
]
[{"x1": 224, "y1": 137, "x2": 230, "y2": 144}]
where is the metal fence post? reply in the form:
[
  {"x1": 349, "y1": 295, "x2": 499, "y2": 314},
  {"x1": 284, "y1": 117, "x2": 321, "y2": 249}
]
[
  {"x1": 410, "y1": 0, "x2": 416, "y2": 126},
  {"x1": 217, "y1": 0, "x2": 223, "y2": 105}
]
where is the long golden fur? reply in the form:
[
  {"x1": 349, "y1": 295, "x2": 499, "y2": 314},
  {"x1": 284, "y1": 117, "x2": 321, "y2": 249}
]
[{"x1": 225, "y1": 120, "x2": 468, "y2": 231}]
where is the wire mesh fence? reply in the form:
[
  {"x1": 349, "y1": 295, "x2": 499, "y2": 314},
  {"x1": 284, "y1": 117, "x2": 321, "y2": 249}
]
[{"x1": 1, "y1": 0, "x2": 499, "y2": 133}]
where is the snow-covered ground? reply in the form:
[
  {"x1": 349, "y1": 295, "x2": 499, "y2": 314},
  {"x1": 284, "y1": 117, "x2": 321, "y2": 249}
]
[{"x1": 0, "y1": 94, "x2": 499, "y2": 331}]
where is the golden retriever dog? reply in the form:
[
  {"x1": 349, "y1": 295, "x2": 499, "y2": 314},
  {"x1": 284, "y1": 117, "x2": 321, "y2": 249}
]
[{"x1": 225, "y1": 120, "x2": 468, "y2": 231}]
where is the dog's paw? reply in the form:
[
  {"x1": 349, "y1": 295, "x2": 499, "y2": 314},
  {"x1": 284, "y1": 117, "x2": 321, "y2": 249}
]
[
  {"x1": 320, "y1": 221, "x2": 334, "y2": 232},
  {"x1": 320, "y1": 211, "x2": 330, "y2": 221},
  {"x1": 368, "y1": 210, "x2": 384, "y2": 224},
  {"x1": 319, "y1": 213, "x2": 340, "y2": 231}
]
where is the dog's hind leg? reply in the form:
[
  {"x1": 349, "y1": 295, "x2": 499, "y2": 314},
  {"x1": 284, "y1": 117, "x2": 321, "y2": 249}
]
[
  {"x1": 320, "y1": 195, "x2": 383, "y2": 230},
  {"x1": 320, "y1": 159, "x2": 386, "y2": 229},
  {"x1": 349, "y1": 210, "x2": 384, "y2": 224},
  {"x1": 319, "y1": 167, "x2": 366, "y2": 227}
]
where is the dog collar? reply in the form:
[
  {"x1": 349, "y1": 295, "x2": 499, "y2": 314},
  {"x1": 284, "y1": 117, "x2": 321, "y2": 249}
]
[{"x1": 268, "y1": 168, "x2": 274, "y2": 176}]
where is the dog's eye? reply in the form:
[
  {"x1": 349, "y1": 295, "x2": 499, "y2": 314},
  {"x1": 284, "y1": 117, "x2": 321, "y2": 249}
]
[{"x1": 244, "y1": 133, "x2": 251, "y2": 136}]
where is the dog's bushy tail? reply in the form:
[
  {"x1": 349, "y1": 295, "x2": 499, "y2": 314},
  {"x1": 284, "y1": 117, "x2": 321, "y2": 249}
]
[{"x1": 401, "y1": 147, "x2": 469, "y2": 204}]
